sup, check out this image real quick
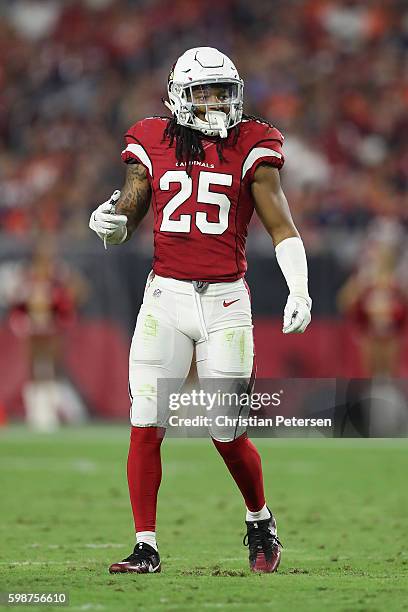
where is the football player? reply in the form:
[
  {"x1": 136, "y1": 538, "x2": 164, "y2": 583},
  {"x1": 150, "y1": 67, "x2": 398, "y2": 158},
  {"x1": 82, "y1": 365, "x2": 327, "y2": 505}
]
[{"x1": 89, "y1": 47, "x2": 311, "y2": 574}]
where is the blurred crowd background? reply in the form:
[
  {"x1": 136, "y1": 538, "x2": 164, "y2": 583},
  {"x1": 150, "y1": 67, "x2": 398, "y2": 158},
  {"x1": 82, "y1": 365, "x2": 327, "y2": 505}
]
[
  {"x1": 0, "y1": 0, "x2": 407, "y2": 426},
  {"x1": 1, "y1": 0, "x2": 407, "y2": 240}
]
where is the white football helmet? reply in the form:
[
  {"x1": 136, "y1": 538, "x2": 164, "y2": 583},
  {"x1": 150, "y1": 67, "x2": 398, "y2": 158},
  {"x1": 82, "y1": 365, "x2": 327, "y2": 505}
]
[{"x1": 165, "y1": 47, "x2": 244, "y2": 138}]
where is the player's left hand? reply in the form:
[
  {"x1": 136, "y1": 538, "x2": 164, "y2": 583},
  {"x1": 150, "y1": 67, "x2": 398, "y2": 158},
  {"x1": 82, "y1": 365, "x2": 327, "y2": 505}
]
[{"x1": 282, "y1": 295, "x2": 312, "y2": 334}]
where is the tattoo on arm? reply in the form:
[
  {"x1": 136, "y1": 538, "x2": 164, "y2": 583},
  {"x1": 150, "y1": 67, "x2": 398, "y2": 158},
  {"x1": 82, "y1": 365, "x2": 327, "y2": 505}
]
[{"x1": 115, "y1": 163, "x2": 151, "y2": 241}]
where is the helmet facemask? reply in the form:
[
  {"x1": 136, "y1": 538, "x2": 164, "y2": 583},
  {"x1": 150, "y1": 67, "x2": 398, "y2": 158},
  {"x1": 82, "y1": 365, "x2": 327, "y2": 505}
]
[{"x1": 167, "y1": 77, "x2": 244, "y2": 138}]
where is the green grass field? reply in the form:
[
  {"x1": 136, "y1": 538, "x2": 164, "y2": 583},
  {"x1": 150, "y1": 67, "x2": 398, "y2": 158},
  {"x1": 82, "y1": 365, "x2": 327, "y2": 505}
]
[{"x1": 0, "y1": 426, "x2": 407, "y2": 612}]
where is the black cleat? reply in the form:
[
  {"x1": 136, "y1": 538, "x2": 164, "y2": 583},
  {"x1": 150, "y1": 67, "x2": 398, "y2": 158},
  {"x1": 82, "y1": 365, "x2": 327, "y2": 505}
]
[
  {"x1": 243, "y1": 512, "x2": 282, "y2": 573},
  {"x1": 109, "y1": 542, "x2": 161, "y2": 574}
]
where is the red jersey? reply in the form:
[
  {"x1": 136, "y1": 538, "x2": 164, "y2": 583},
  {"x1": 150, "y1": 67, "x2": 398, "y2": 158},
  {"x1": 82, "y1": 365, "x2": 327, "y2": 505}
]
[{"x1": 121, "y1": 117, "x2": 284, "y2": 282}]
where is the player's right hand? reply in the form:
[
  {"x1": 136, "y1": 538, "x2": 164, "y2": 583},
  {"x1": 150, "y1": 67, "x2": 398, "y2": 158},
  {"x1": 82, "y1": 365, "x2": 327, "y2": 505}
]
[{"x1": 89, "y1": 191, "x2": 128, "y2": 245}]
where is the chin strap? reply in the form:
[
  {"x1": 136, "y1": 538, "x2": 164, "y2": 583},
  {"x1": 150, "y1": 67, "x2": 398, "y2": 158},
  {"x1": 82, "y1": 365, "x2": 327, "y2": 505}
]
[{"x1": 205, "y1": 111, "x2": 228, "y2": 138}]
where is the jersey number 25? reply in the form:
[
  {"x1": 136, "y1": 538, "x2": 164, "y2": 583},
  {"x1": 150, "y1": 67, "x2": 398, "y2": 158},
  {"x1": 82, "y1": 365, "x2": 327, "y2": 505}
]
[{"x1": 159, "y1": 170, "x2": 232, "y2": 235}]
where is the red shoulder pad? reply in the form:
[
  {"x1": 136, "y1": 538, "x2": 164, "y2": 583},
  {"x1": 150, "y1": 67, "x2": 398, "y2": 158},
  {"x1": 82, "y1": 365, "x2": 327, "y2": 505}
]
[
  {"x1": 240, "y1": 120, "x2": 285, "y2": 182},
  {"x1": 121, "y1": 117, "x2": 167, "y2": 178}
]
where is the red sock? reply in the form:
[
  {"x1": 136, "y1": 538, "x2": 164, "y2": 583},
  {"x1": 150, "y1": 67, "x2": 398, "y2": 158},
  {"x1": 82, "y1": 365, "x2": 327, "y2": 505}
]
[
  {"x1": 127, "y1": 426, "x2": 165, "y2": 532},
  {"x1": 212, "y1": 433, "x2": 265, "y2": 511}
]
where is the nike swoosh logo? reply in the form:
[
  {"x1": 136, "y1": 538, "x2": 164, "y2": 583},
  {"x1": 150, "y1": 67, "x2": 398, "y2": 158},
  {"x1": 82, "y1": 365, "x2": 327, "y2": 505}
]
[{"x1": 223, "y1": 299, "x2": 240, "y2": 308}]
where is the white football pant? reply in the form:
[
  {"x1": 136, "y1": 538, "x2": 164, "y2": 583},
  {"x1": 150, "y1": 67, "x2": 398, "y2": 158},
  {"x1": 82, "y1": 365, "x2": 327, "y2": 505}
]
[{"x1": 129, "y1": 273, "x2": 254, "y2": 441}]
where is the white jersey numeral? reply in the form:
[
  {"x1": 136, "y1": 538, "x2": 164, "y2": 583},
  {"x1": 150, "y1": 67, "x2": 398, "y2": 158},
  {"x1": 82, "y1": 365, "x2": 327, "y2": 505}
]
[
  {"x1": 196, "y1": 171, "x2": 232, "y2": 235},
  {"x1": 159, "y1": 170, "x2": 232, "y2": 235},
  {"x1": 160, "y1": 171, "x2": 192, "y2": 233}
]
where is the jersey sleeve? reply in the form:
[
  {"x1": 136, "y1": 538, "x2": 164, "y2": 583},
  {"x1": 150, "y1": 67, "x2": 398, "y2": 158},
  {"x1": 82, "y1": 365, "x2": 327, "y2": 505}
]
[
  {"x1": 242, "y1": 126, "x2": 285, "y2": 183},
  {"x1": 121, "y1": 120, "x2": 154, "y2": 178}
]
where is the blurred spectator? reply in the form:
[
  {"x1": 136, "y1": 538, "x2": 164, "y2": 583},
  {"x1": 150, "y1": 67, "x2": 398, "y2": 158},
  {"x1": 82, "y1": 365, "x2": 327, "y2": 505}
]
[
  {"x1": 7, "y1": 240, "x2": 89, "y2": 430},
  {"x1": 0, "y1": 0, "x2": 406, "y2": 252},
  {"x1": 338, "y1": 218, "x2": 408, "y2": 376}
]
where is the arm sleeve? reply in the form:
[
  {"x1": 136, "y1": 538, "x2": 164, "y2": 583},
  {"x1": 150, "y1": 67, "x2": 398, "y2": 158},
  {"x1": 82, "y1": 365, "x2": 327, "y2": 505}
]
[
  {"x1": 120, "y1": 122, "x2": 153, "y2": 178},
  {"x1": 275, "y1": 236, "x2": 310, "y2": 301},
  {"x1": 242, "y1": 127, "x2": 285, "y2": 183}
]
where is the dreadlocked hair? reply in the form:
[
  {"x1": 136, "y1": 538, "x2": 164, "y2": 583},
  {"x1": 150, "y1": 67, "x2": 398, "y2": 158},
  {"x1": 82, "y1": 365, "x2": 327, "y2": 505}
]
[
  {"x1": 162, "y1": 113, "x2": 275, "y2": 174},
  {"x1": 163, "y1": 117, "x2": 205, "y2": 175}
]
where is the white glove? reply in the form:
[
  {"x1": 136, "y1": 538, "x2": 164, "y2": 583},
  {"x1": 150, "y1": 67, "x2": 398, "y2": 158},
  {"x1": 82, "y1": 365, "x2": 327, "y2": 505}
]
[
  {"x1": 89, "y1": 191, "x2": 127, "y2": 247},
  {"x1": 275, "y1": 237, "x2": 312, "y2": 334},
  {"x1": 283, "y1": 294, "x2": 312, "y2": 334}
]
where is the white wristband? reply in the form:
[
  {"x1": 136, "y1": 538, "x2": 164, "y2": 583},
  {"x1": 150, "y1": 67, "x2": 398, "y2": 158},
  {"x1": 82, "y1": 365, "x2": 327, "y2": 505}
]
[{"x1": 275, "y1": 236, "x2": 310, "y2": 301}]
